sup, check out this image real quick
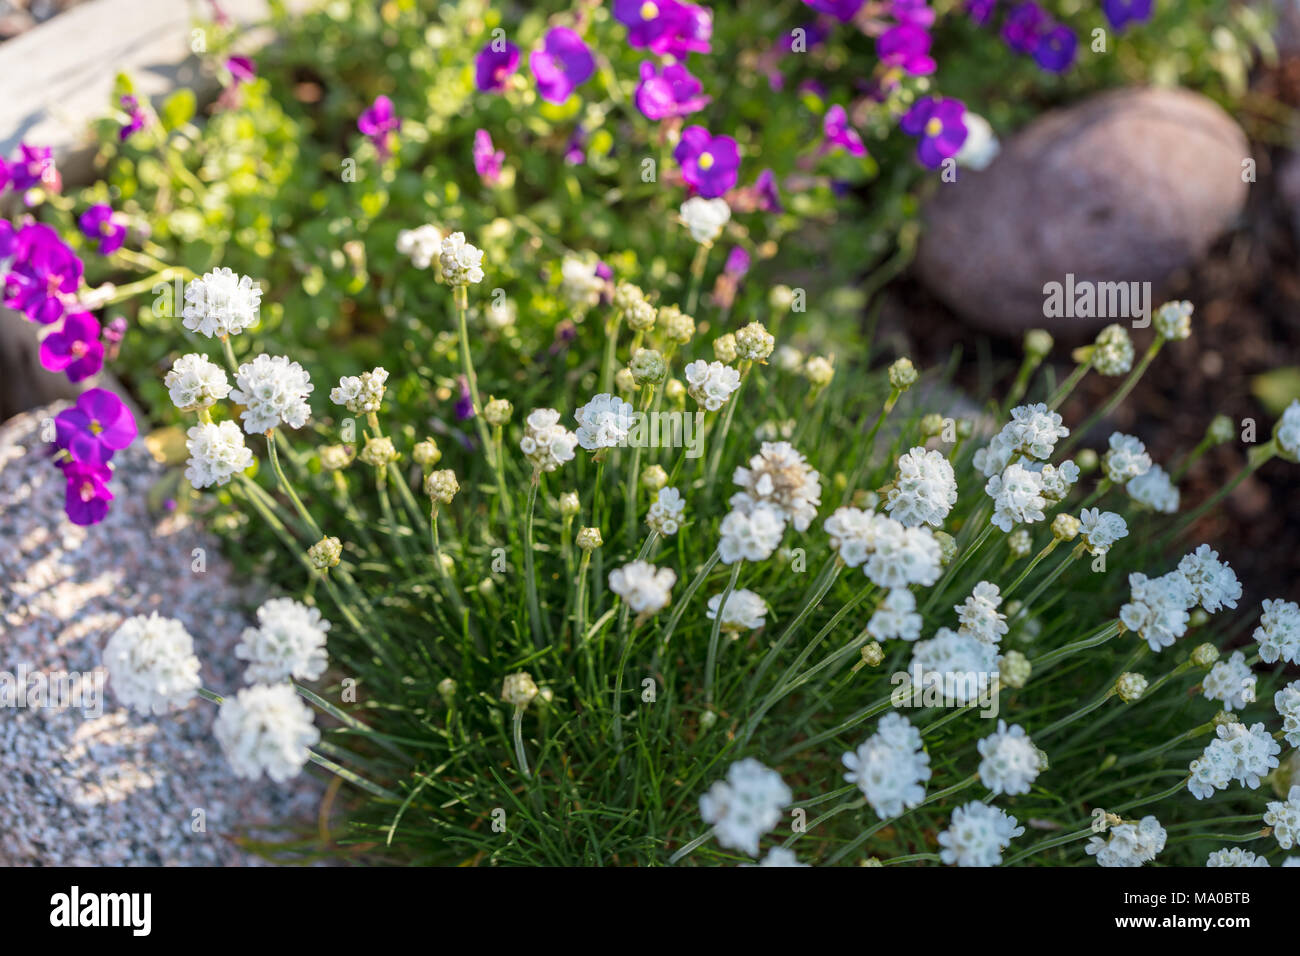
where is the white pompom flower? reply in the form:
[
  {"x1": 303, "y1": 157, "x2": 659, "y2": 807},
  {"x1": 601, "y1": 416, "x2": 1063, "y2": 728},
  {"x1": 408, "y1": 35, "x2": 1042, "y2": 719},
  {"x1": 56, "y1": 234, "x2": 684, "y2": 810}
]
[
  {"x1": 698, "y1": 758, "x2": 791, "y2": 857},
  {"x1": 954, "y1": 581, "x2": 1008, "y2": 646},
  {"x1": 1206, "y1": 847, "x2": 1269, "y2": 867},
  {"x1": 396, "y1": 224, "x2": 443, "y2": 269},
  {"x1": 230, "y1": 354, "x2": 314, "y2": 434},
  {"x1": 977, "y1": 721, "x2": 1042, "y2": 796},
  {"x1": 574, "y1": 392, "x2": 634, "y2": 450},
  {"x1": 1119, "y1": 570, "x2": 1196, "y2": 652},
  {"x1": 1254, "y1": 598, "x2": 1300, "y2": 665},
  {"x1": 718, "y1": 503, "x2": 785, "y2": 564},
  {"x1": 213, "y1": 684, "x2": 320, "y2": 783},
  {"x1": 185, "y1": 420, "x2": 254, "y2": 489},
  {"x1": 707, "y1": 588, "x2": 768, "y2": 632},
  {"x1": 330, "y1": 367, "x2": 389, "y2": 416},
  {"x1": 679, "y1": 196, "x2": 731, "y2": 244},
  {"x1": 520, "y1": 408, "x2": 579, "y2": 473},
  {"x1": 1078, "y1": 508, "x2": 1128, "y2": 556},
  {"x1": 165, "y1": 353, "x2": 230, "y2": 411},
  {"x1": 103, "y1": 613, "x2": 202, "y2": 715},
  {"x1": 1265, "y1": 786, "x2": 1300, "y2": 850},
  {"x1": 886, "y1": 446, "x2": 958, "y2": 528},
  {"x1": 1177, "y1": 544, "x2": 1241, "y2": 614},
  {"x1": 938, "y1": 802, "x2": 1024, "y2": 867},
  {"x1": 1085, "y1": 815, "x2": 1166, "y2": 867},
  {"x1": 985, "y1": 462, "x2": 1047, "y2": 533},
  {"x1": 868, "y1": 588, "x2": 923, "y2": 642},
  {"x1": 182, "y1": 267, "x2": 262, "y2": 338},
  {"x1": 439, "y1": 231, "x2": 485, "y2": 285},
  {"x1": 842, "y1": 712, "x2": 931, "y2": 819},
  {"x1": 1103, "y1": 432, "x2": 1152, "y2": 484},
  {"x1": 1127, "y1": 463, "x2": 1179, "y2": 514},
  {"x1": 1201, "y1": 650, "x2": 1256, "y2": 711},
  {"x1": 684, "y1": 360, "x2": 742, "y2": 411},
  {"x1": 235, "y1": 598, "x2": 331, "y2": 684},
  {"x1": 608, "y1": 560, "x2": 676, "y2": 615},
  {"x1": 1277, "y1": 399, "x2": 1300, "y2": 460},
  {"x1": 730, "y1": 441, "x2": 821, "y2": 532},
  {"x1": 647, "y1": 487, "x2": 686, "y2": 536}
]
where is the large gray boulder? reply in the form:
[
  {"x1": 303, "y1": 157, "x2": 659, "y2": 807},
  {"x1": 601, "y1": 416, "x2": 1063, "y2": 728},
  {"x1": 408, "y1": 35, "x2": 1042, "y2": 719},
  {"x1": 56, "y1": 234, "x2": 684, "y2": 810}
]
[{"x1": 915, "y1": 87, "x2": 1249, "y2": 336}]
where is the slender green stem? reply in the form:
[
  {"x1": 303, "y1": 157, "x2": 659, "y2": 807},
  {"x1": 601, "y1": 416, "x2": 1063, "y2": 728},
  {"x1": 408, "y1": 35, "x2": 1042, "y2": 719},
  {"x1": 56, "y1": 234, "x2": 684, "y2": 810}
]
[
  {"x1": 1046, "y1": 356, "x2": 1092, "y2": 411},
  {"x1": 656, "y1": 548, "x2": 721, "y2": 656},
  {"x1": 703, "y1": 363, "x2": 750, "y2": 493},
  {"x1": 266, "y1": 433, "x2": 323, "y2": 539},
  {"x1": 1060, "y1": 340, "x2": 1162, "y2": 457},
  {"x1": 511, "y1": 707, "x2": 531, "y2": 779},
  {"x1": 524, "y1": 473, "x2": 544, "y2": 648},
  {"x1": 704, "y1": 561, "x2": 743, "y2": 705}
]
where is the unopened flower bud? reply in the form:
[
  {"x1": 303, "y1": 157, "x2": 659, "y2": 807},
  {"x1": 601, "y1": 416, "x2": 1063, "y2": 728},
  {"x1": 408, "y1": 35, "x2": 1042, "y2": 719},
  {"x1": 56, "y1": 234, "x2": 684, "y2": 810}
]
[
  {"x1": 1207, "y1": 414, "x2": 1234, "y2": 445},
  {"x1": 1116, "y1": 672, "x2": 1148, "y2": 702},
  {"x1": 1001, "y1": 649, "x2": 1031, "y2": 689},
  {"x1": 484, "y1": 397, "x2": 513, "y2": 426},
  {"x1": 308, "y1": 535, "x2": 342, "y2": 570},
  {"x1": 769, "y1": 285, "x2": 794, "y2": 310},
  {"x1": 1007, "y1": 529, "x2": 1033, "y2": 557},
  {"x1": 713, "y1": 333, "x2": 738, "y2": 363},
  {"x1": 1153, "y1": 300, "x2": 1193, "y2": 341},
  {"x1": 735, "y1": 321, "x2": 775, "y2": 362},
  {"x1": 320, "y1": 444, "x2": 353, "y2": 471},
  {"x1": 1189, "y1": 608, "x2": 1209, "y2": 628},
  {"x1": 933, "y1": 530, "x2": 957, "y2": 565},
  {"x1": 1024, "y1": 329, "x2": 1054, "y2": 360},
  {"x1": 888, "y1": 357, "x2": 917, "y2": 391},
  {"x1": 501, "y1": 671, "x2": 539, "y2": 709},
  {"x1": 576, "y1": 527, "x2": 603, "y2": 551},
  {"x1": 659, "y1": 305, "x2": 695, "y2": 344},
  {"x1": 955, "y1": 419, "x2": 973, "y2": 439},
  {"x1": 615, "y1": 367, "x2": 637, "y2": 393},
  {"x1": 613, "y1": 281, "x2": 645, "y2": 312},
  {"x1": 559, "y1": 491, "x2": 581, "y2": 517},
  {"x1": 1191, "y1": 643, "x2": 1220, "y2": 668},
  {"x1": 437, "y1": 677, "x2": 457, "y2": 704},
  {"x1": 919, "y1": 413, "x2": 945, "y2": 439},
  {"x1": 699, "y1": 709, "x2": 718, "y2": 729},
  {"x1": 358, "y1": 435, "x2": 399, "y2": 468},
  {"x1": 412, "y1": 438, "x2": 442, "y2": 469},
  {"x1": 625, "y1": 298, "x2": 657, "y2": 332},
  {"x1": 641, "y1": 464, "x2": 668, "y2": 492},
  {"x1": 1052, "y1": 514, "x2": 1080, "y2": 541},
  {"x1": 665, "y1": 379, "x2": 685, "y2": 403},
  {"x1": 1076, "y1": 448, "x2": 1099, "y2": 473},
  {"x1": 425, "y1": 469, "x2": 459, "y2": 503},
  {"x1": 1212, "y1": 710, "x2": 1239, "y2": 728},
  {"x1": 630, "y1": 348, "x2": 667, "y2": 385},
  {"x1": 804, "y1": 355, "x2": 835, "y2": 388},
  {"x1": 860, "y1": 641, "x2": 885, "y2": 667}
]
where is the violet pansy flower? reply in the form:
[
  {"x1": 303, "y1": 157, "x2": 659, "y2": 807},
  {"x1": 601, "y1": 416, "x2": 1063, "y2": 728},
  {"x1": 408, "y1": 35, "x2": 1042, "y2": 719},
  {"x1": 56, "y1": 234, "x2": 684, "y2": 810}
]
[
  {"x1": 754, "y1": 169, "x2": 782, "y2": 213},
  {"x1": 78, "y1": 204, "x2": 128, "y2": 256},
  {"x1": 674, "y1": 126, "x2": 740, "y2": 199},
  {"x1": 822, "y1": 105, "x2": 867, "y2": 157},
  {"x1": 1034, "y1": 24, "x2": 1077, "y2": 72},
  {"x1": 1102, "y1": 0, "x2": 1154, "y2": 31},
  {"x1": 475, "y1": 39, "x2": 520, "y2": 93},
  {"x1": 877, "y1": 23, "x2": 936, "y2": 76},
  {"x1": 530, "y1": 27, "x2": 595, "y2": 104},
  {"x1": 4, "y1": 223, "x2": 83, "y2": 325},
  {"x1": 635, "y1": 61, "x2": 710, "y2": 121},
  {"x1": 1001, "y1": 1, "x2": 1047, "y2": 54},
  {"x1": 8, "y1": 143, "x2": 54, "y2": 192},
  {"x1": 473, "y1": 129, "x2": 504, "y2": 185},
  {"x1": 59, "y1": 459, "x2": 115, "y2": 526},
  {"x1": 40, "y1": 312, "x2": 104, "y2": 383},
  {"x1": 900, "y1": 96, "x2": 969, "y2": 170},
  {"x1": 358, "y1": 95, "x2": 401, "y2": 159},
  {"x1": 54, "y1": 388, "x2": 137, "y2": 465}
]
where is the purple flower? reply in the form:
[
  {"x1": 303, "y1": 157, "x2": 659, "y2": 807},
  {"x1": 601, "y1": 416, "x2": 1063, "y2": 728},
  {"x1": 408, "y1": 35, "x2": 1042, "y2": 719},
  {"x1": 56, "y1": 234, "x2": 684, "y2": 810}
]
[
  {"x1": 8, "y1": 143, "x2": 54, "y2": 192},
  {"x1": 4, "y1": 223, "x2": 84, "y2": 325},
  {"x1": 615, "y1": 0, "x2": 711, "y2": 56},
  {"x1": 78, "y1": 204, "x2": 128, "y2": 256},
  {"x1": 473, "y1": 129, "x2": 504, "y2": 185},
  {"x1": 966, "y1": 0, "x2": 998, "y2": 24},
  {"x1": 358, "y1": 95, "x2": 401, "y2": 159},
  {"x1": 530, "y1": 28, "x2": 595, "y2": 104},
  {"x1": 900, "y1": 96, "x2": 968, "y2": 169},
  {"x1": 565, "y1": 125, "x2": 587, "y2": 165},
  {"x1": 754, "y1": 169, "x2": 782, "y2": 213},
  {"x1": 0, "y1": 219, "x2": 15, "y2": 259},
  {"x1": 614, "y1": 0, "x2": 678, "y2": 48},
  {"x1": 1103, "y1": 0, "x2": 1154, "y2": 31},
  {"x1": 877, "y1": 24, "x2": 936, "y2": 76},
  {"x1": 1034, "y1": 24, "x2": 1077, "y2": 72},
  {"x1": 822, "y1": 105, "x2": 868, "y2": 157},
  {"x1": 119, "y1": 95, "x2": 148, "y2": 142},
  {"x1": 802, "y1": 0, "x2": 866, "y2": 22},
  {"x1": 475, "y1": 39, "x2": 520, "y2": 93},
  {"x1": 1001, "y1": 2, "x2": 1047, "y2": 54},
  {"x1": 724, "y1": 247, "x2": 751, "y2": 278},
  {"x1": 226, "y1": 56, "x2": 257, "y2": 85},
  {"x1": 40, "y1": 312, "x2": 104, "y2": 383},
  {"x1": 59, "y1": 459, "x2": 114, "y2": 526},
  {"x1": 890, "y1": 0, "x2": 935, "y2": 27},
  {"x1": 635, "y1": 61, "x2": 710, "y2": 121},
  {"x1": 0, "y1": 157, "x2": 8, "y2": 193},
  {"x1": 54, "y1": 388, "x2": 137, "y2": 465},
  {"x1": 455, "y1": 376, "x2": 474, "y2": 421},
  {"x1": 674, "y1": 126, "x2": 741, "y2": 198}
]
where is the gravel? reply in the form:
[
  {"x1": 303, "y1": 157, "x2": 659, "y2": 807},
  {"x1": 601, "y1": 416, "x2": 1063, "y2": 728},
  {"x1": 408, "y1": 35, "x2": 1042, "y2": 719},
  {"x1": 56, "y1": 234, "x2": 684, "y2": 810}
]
[{"x1": 0, "y1": 404, "x2": 322, "y2": 865}]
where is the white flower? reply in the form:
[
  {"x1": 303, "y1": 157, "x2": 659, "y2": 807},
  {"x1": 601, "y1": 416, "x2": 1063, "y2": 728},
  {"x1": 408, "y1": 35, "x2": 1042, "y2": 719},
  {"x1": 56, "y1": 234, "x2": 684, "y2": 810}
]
[
  {"x1": 1188, "y1": 721, "x2": 1280, "y2": 800},
  {"x1": 560, "y1": 256, "x2": 605, "y2": 307},
  {"x1": 684, "y1": 360, "x2": 742, "y2": 411},
  {"x1": 698, "y1": 758, "x2": 791, "y2": 857},
  {"x1": 182, "y1": 267, "x2": 262, "y2": 337},
  {"x1": 886, "y1": 446, "x2": 958, "y2": 528},
  {"x1": 213, "y1": 684, "x2": 320, "y2": 783},
  {"x1": 1086, "y1": 815, "x2": 1166, "y2": 867},
  {"x1": 707, "y1": 588, "x2": 767, "y2": 631},
  {"x1": 938, "y1": 802, "x2": 1023, "y2": 867},
  {"x1": 1202, "y1": 650, "x2": 1256, "y2": 712},
  {"x1": 235, "y1": 598, "x2": 331, "y2": 684},
  {"x1": 955, "y1": 112, "x2": 999, "y2": 169},
  {"x1": 230, "y1": 354, "x2": 314, "y2": 434},
  {"x1": 1154, "y1": 300, "x2": 1193, "y2": 341},
  {"x1": 1036, "y1": 460, "x2": 1079, "y2": 502},
  {"x1": 718, "y1": 503, "x2": 786, "y2": 564},
  {"x1": 164, "y1": 353, "x2": 230, "y2": 411},
  {"x1": 1119, "y1": 570, "x2": 1196, "y2": 652},
  {"x1": 439, "y1": 231, "x2": 485, "y2": 285},
  {"x1": 1265, "y1": 786, "x2": 1300, "y2": 850},
  {"x1": 103, "y1": 613, "x2": 201, "y2": 715},
  {"x1": 1078, "y1": 508, "x2": 1128, "y2": 556},
  {"x1": 824, "y1": 506, "x2": 881, "y2": 567},
  {"x1": 185, "y1": 420, "x2": 254, "y2": 489},
  {"x1": 1278, "y1": 399, "x2": 1300, "y2": 459},
  {"x1": 1206, "y1": 847, "x2": 1269, "y2": 867},
  {"x1": 679, "y1": 196, "x2": 730, "y2": 244},
  {"x1": 986, "y1": 463, "x2": 1047, "y2": 533},
  {"x1": 1007, "y1": 403, "x2": 1069, "y2": 459},
  {"x1": 842, "y1": 713, "x2": 931, "y2": 819},
  {"x1": 731, "y1": 441, "x2": 821, "y2": 532},
  {"x1": 608, "y1": 560, "x2": 676, "y2": 615},
  {"x1": 647, "y1": 487, "x2": 686, "y2": 536},
  {"x1": 1103, "y1": 433, "x2": 1151, "y2": 484},
  {"x1": 973, "y1": 431, "x2": 1015, "y2": 478},
  {"x1": 955, "y1": 581, "x2": 1007, "y2": 646},
  {"x1": 864, "y1": 520, "x2": 942, "y2": 589},
  {"x1": 978, "y1": 721, "x2": 1042, "y2": 796},
  {"x1": 1177, "y1": 544, "x2": 1241, "y2": 614},
  {"x1": 910, "y1": 628, "x2": 1001, "y2": 705},
  {"x1": 574, "y1": 393, "x2": 634, "y2": 450},
  {"x1": 1255, "y1": 599, "x2": 1300, "y2": 665},
  {"x1": 520, "y1": 408, "x2": 579, "y2": 473},
  {"x1": 868, "y1": 588, "x2": 922, "y2": 642},
  {"x1": 1276, "y1": 680, "x2": 1300, "y2": 748},
  {"x1": 746, "y1": 847, "x2": 808, "y2": 867},
  {"x1": 1127, "y1": 464, "x2": 1179, "y2": 514},
  {"x1": 396, "y1": 224, "x2": 443, "y2": 269},
  {"x1": 330, "y1": 367, "x2": 389, "y2": 415},
  {"x1": 1092, "y1": 324, "x2": 1134, "y2": 376}
]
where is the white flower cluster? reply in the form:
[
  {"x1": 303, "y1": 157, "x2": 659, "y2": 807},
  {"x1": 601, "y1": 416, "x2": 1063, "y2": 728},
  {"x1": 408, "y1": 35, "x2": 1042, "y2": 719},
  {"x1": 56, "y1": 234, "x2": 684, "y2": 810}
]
[
  {"x1": 938, "y1": 802, "x2": 1023, "y2": 867},
  {"x1": 679, "y1": 196, "x2": 731, "y2": 244},
  {"x1": 985, "y1": 463, "x2": 1047, "y2": 533},
  {"x1": 1092, "y1": 324, "x2": 1134, "y2": 376},
  {"x1": 731, "y1": 441, "x2": 821, "y2": 532},
  {"x1": 910, "y1": 628, "x2": 1002, "y2": 705},
  {"x1": 1177, "y1": 544, "x2": 1241, "y2": 613},
  {"x1": 1201, "y1": 650, "x2": 1255, "y2": 712},
  {"x1": 823, "y1": 507, "x2": 943, "y2": 589},
  {"x1": 1119, "y1": 570, "x2": 1195, "y2": 652},
  {"x1": 235, "y1": 598, "x2": 331, "y2": 684},
  {"x1": 698, "y1": 758, "x2": 791, "y2": 857},
  {"x1": 1102, "y1": 432, "x2": 1151, "y2": 484},
  {"x1": 1278, "y1": 399, "x2": 1300, "y2": 459},
  {"x1": 214, "y1": 683, "x2": 320, "y2": 783},
  {"x1": 560, "y1": 256, "x2": 606, "y2": 307},
  {"x1": 1206, "y1": 847, "x2": 1269, "y2": 867},
  {"x1": 841, "y1": 713, "x2": 931, "y2": 819},
  {"x1": 165, "y1": 353, "x2": 231, "y2": 411},
  {"x1": 1078, "y1": 508, "x2": 1128, "y2": 556},
  {"x1": 1265, "y1": 786, "x2": 1300, "y2": 849},
  {"x1": 1276, "y1": 680, "x2": 1300, "y2": 747},
  {"x1": 718, "y1": 504, "x2": 785, "y2": 564},
  {"x1": 707, "y1": 588, "x2": 767, "y2": 631},
  {"x1": 230, "y1": 354, "x2": 314, "y2": 434},
  {"x1": 182, "y1": 267, "x2": 262, "y2": 338},
  {"x1": 520, "y1": 408, "x2": 579, "y2": 473},
  {"x1": 1034, "y1": 460, "x2": 1079, "y2": 502},
  {"x1": 1187, "y1": 721, "x2": 1280, "y2": 800},
  {"x1": 330, "y1": 367, "x2": 389, "y2": 415},
  {"x1": 1153, "y1": 300, "x2": 1193, "y2": 341},
  {"x1": 977, "y1": 721, "x2": 1042, "y2": 796},
  {"x1": 647, "y1": 487, "x2": 686, "y2": 536},
  {"x1": 745, "y1": 848, "x2": 808, "y2": 867},
  {"x1": 868, "y1": 588, "x2": 922, "y2": 642},
  {"x1": 1254, "y1": 598, "x2": 1300, "y2": 665},
  {"x1": 439, "y1": 232, "x2": 485, "y2": 285},
  {"x1": 973, "y1": 403, "x2": 1068, "y2": 478},
  {"x1": 684, "y1": 360, "x2": 741, "y2": 411},
  {"x1": 954, "y1": 581, "x2": 1007, "y2": 646},
  {"x1": 396, "y1": 224, "x2": 443, "y2": 269},
  {"x1": 608, "y1": 560, "x2": 676, "y2": 615},
  {"x1": 885, "y1": 446, "x2": 958, "y2": 528},
  {"x1": 574, "y1": 393, "x2": 634, "y2": 450},
  {"x1": 1085, "y1": 815, "x2": 1166, "y2": 867},
  {"x1": 1127, "y1": 463, "x2": 1179, "y2": 514},
  {"x1": 185, "y1": 420, "x2": 254, "y2": 489},
  {"x1": 103, "y1": 613, "x2": 202, "y2": 715}
]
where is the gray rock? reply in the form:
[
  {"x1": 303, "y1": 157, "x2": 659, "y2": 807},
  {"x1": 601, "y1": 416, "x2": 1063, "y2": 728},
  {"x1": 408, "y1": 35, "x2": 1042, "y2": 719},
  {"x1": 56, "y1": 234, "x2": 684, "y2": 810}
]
[{"x1": 915, "y1": 87, "x2": 1249, "y2": 336}]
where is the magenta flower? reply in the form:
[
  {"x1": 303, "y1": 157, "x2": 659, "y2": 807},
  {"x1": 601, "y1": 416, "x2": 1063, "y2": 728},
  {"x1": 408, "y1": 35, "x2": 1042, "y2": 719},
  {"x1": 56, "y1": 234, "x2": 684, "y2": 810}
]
[
  {"x1": 900, "y1": 96, "x2": 968, "y2": 169},
  {"x1": 1034, "y1": 24, "x2": 1077, "y2": 72},
  {"x1": 475, "y1": 39, "x2": 520, "y2": 93},
  {"x1": 1103, "y1": 0, "x2": 1153, "y2": 31},
  {"x1": 0, "y1": 219, "x2": 15, "y2": 259},
  {"x1": 877, "y1": 23, "x2": 936, "y2": 76},
  {"x1": 822, "y1": 105, "x2": 868, "y2": 157},
  {"x1": 473, "y1": 129, "x2": 504, "y2": 185},
  {"x1": 0, "y1": 157, "x2": 8, "y2": 193},
  {"x1": 226, "y1": 56, "x2": 257, "y2": 85},
  {"x1": 1001, "y1": 2, "x2": 1047, "y2": 54},
  {"x1": 358, "y1": 95, "x2": 401, "y2": 159},
  {"x1": 654, "y1": 2, "x2": 712, "y2": 58},
  {"x1": 54, "y1": 388, "x2": 137, "y2": 465},
  {"x1": 635, "y1": 61, "x2": 710, "y2": 121},
  {"x1": 802, "y1": 0, "x2": 866, "y2": 22},
  {"x1": 565, "y1": 126, "x2": 587, "y2": 165},
  {"x1": 59, "y1": 459, "x2": 114, "y2": 526},
  {"x1": 891, "y1": 0, "x2": 935, "y2": 27},
  {"x1": 674, "y1": 126, "x2": 740, "y2": 199},
  {"x1": 530, "y1": 28, "x2": 595, "y2": 104},
  {"x1": 40, "y1": 312, "x2": 104, "y2": 383},
  {"x1": 724, "y1": 247, "x2": 751, "y2": 278},
  {"x1": 119, "y1": 95, "x2": 148, "y2": 142},
  {"x1": 8, "y1": 143, "x2": 54, "y2": 191},
  {"x1": 4, "y1": 223, "x2": 84, "y2": 325},
  {"x1": 78, "y1": 204, "x2": 128, "y2": 256}
]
